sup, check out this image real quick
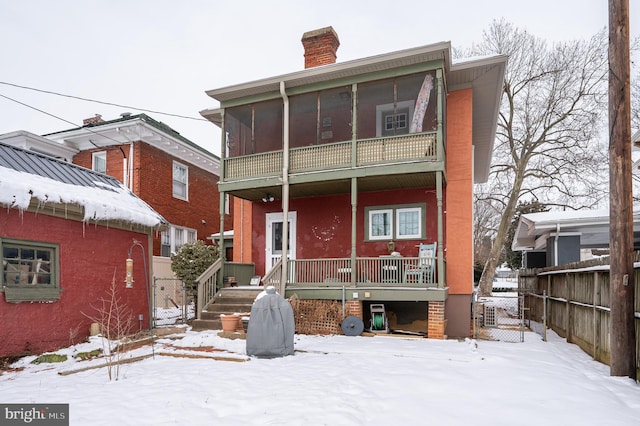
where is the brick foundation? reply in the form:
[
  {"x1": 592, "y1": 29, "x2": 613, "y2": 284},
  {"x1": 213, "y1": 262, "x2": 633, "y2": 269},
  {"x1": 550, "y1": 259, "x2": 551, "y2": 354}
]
[
  {"x1": 345, "y1": 300, "x2": 363, "y2": 319},
  {"x1": 428, "y1": 301, "x2": 447, "y2": 339}
]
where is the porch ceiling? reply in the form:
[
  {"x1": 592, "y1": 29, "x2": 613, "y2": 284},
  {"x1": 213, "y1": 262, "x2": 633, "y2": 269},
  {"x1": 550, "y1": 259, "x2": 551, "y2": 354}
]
[{"x1": 228, "y1": 173, "x2": 436, "y2": 202}]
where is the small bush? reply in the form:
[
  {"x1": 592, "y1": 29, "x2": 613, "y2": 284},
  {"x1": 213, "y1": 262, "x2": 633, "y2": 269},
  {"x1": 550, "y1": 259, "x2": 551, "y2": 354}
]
[{"x1": 171, "y1": 240, "x2": 219, "y2": 303}]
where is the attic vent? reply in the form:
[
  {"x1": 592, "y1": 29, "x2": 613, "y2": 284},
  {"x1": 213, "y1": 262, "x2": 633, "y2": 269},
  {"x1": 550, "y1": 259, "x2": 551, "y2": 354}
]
[{"x1": 121, "y1": 112, "x2": 132, "y2": 118}]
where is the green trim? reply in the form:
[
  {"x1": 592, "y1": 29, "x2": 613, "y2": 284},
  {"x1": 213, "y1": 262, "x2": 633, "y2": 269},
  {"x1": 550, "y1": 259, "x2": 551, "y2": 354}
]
[
  {"x1": 220, "y1": 62, "x2": 444, "y2": 110},
  {"x1": 285, "y1": 287, "x2": 448, "y2": 302},
  {"x1": 3, "y1": 287, "x2": 62, "y2": 303},
  {"x1": 1, "y1": 238, "x2": 60, "y2": 302},
  {"x1": 364, "y1": 203, "x2": 427, "y2": 242}
]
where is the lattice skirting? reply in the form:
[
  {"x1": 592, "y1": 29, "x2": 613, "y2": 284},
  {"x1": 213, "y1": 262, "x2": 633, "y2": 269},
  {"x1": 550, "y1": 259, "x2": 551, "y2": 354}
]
[{"x1": 289, "y1": 295, "x2": 343, "y2": 335}]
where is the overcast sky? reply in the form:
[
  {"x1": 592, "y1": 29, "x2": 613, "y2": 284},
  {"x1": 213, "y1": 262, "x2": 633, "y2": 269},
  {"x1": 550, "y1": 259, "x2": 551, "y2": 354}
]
[{"x1": 1, "y1": 0, "x2": 636, "y2": 157}]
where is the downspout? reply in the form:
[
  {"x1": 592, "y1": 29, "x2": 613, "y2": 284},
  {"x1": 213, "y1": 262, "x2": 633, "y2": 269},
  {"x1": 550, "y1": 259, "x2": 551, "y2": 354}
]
[
  {"x1": 219, "y1": 108, "x2": 227, "y2": 271},
  {"x1": 436, "y1": 69, "x2": 445, "y2": 287},
  {"x1": 128, "y1": 142, "x2": 134, "y2": 191},
  {"x1": 117, "y1": 146, "x2": 128, "y2": 188},
  {"x1": 350, "y1": 83, "x2": 358, "y2": 287},
  {"x1": 115, "y1": 127, "x2": 128, "y2": 188},
  {"x1": 280, "y1": 81, "x2": 290, "y2": 295}
]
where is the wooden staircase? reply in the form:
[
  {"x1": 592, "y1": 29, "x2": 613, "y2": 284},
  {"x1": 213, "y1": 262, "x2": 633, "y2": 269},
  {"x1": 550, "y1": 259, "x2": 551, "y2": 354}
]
[{"x1": 191, "y1": 287, "x2": 263, "y2": 331}]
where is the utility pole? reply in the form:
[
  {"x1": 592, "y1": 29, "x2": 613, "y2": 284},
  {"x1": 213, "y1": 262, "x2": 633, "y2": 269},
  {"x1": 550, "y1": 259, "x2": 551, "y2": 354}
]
[{"x1": 608, "y1": 0, "x2": 636, "y2": 379}]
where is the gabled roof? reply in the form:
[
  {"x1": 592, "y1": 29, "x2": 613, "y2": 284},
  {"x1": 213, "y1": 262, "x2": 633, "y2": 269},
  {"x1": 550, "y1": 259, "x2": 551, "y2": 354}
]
[
  {"x1": 200, "y1": 41, "x2": 507, "y2": 183},
  {"x1": 44, "y1": 113, "x2": 220, "y2": 175},
  {"x1": 0, "y1": 142, "x2": 167, "y2": 229},
  {"x1": 512, "y1": 208, "x2": 640, "y2": 252}
]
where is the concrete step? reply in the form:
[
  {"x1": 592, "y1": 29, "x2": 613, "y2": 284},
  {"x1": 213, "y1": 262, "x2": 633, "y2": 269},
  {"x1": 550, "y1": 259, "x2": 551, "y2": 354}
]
[
  {"x1": 191, "y1": 319, "x2": 221, "y2": 331},
  {"x1": 212, "y1": 296, "x2": 257, "y2": 305},
  {"x1": 201, "y1": 310, "x2": 252, "y2": 321},
  {"x1": 205, "y1": 303, "x2": 253, "y2": 315},
  {"x1": 192, "y1": 287, "x2": 263, "y2": 331},
  {"x1": 217, "y1": 287, "x2": 263, "y2": 298}
]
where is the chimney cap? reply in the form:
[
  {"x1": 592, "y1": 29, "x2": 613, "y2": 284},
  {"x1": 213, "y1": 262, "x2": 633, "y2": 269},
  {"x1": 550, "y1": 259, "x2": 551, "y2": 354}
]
[{"x1": 301, "y1": 26, "x2": 340, "y2": 43}]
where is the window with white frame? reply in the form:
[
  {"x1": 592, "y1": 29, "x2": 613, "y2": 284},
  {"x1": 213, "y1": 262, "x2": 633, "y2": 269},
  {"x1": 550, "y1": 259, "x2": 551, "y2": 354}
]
[
  {"x1": 172, "y1": 161, "x2": 188, "y2": 200},
  {"x1": 397, "y1": 207, "x2": 421, "y2": 239},
  {"x1": 368, "y1": 209, "x2": 393, "y2": 240},
  {"x1": 92, "y1": 151, "x2": 106, "y2": 173},
  {"x1": 160, "y1": 225, "x2": 197, "y2": 257},
  {"x1": 375, "y1": 100, "x2": 414, "y2": 137},
  {"x1": 366, "y1": 204, "x2": 425, "y2": 241}
]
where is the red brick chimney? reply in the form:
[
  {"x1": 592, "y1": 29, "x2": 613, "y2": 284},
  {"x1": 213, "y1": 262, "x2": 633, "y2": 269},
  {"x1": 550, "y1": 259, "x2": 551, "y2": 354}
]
[
  {"x1": 301, "y1": 26, "x2": 340, "y2": 69},
  {"x1": 83, "y1": 114, "x2": 104, "y2": 126}
]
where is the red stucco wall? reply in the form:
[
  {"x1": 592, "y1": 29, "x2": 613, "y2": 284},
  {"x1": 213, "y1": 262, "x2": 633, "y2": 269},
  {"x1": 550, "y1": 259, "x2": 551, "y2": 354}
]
[
  {"x1": 249, "y1": 188, "x2": 439, "y2": 275},
  {"x1": 0, "y1": 209, "x2": 151, "y2": 358}
]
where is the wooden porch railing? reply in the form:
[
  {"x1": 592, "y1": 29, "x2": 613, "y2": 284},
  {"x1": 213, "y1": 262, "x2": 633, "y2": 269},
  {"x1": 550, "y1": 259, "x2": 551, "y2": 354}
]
[
  {"x1": 282, "y1": 257, "x2": 443, "y2": 288},
  {"x1": 223, "y1": 132, "x2": 437, "y2": 180},
  {"x1": 195, "y1": 257, "x2": 222, "y2": 320},
  {"x1": 262, "y1": 257, "x2": 284, "y2": 294}
]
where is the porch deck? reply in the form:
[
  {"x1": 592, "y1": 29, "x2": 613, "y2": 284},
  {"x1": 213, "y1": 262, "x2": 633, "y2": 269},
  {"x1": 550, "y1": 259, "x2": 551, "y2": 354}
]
[{"x1": 196, "y1": 257, "x2": 447, "y2": 321}]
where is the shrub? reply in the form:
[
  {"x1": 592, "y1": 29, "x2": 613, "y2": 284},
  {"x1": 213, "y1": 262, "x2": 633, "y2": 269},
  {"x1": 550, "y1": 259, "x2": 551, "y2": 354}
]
[{"x1": 171, "y1": 240, "x2": 219, "y2": 303}]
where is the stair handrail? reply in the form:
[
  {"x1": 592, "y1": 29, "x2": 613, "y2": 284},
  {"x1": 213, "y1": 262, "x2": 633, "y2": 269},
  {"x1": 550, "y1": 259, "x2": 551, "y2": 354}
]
[
  {"x1": 262, "y1": 258, "x2": 284, "y2": 294},
  {"x1": 196, "y1": 257, "x2": 223, "y2": 320}
]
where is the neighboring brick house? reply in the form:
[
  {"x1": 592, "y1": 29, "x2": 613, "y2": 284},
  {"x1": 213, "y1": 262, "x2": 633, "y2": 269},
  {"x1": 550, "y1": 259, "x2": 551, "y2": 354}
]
[
  {"x1": 43, "y1": 113, "x2": 232, "y2": 258},
  {"x1": 0, "y1": 141, "x2": 166, "y2": 357},
  {"x1": 200, "y1": 27, "x2": 506, "y2": 338}
]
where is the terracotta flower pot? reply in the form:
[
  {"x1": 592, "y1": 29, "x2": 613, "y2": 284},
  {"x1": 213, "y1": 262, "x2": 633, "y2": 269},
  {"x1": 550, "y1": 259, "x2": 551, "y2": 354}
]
[{"x1": 220, "y1": 314, "x2": 239, "y2": 332}]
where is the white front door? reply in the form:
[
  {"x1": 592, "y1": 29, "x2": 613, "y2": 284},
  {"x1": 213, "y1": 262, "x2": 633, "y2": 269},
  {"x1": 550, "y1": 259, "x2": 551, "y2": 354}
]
[{"x1": 266, "y1": 212, "x2": 297, "y2": 274}]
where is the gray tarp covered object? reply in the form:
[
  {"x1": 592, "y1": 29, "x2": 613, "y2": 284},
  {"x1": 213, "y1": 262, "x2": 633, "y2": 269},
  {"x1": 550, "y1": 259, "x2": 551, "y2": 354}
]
[{"x1": 246, "y1": 286, "x2": 295, "y2": 358}]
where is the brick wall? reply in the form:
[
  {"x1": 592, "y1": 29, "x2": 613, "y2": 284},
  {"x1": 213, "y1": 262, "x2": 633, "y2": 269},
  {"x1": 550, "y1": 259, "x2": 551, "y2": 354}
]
[
  {"x1": 72, "y1": 141, "x2": 230, "y2": 256},
  {"x1": 345, "y1": 300, "x2": 363, "y2": 319},
  {"x1": 0, "y1": 208, "x2": 151, "y2": 357},
  {"x1": 427, "y1": 301, "x2": 447, "y2": 339}
]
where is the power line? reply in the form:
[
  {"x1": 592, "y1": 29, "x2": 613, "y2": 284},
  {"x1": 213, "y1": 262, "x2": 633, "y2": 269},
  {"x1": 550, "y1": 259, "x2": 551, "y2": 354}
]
[
  {"x1": 0, "y1": 81, "x2": 208, "y2": 122},
  {"x1": 0, "y1": 92, "x2": 132, "y2": 146}
]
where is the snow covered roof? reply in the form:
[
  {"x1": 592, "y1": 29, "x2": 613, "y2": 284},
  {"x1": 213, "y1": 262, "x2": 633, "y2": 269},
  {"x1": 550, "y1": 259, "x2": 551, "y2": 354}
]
[
  {"x1": 0, "y1": 142, "x2": 167, "y2": 229},
  {"x1": 512, "y1": 208, "x2": 640, "y2": 252}
]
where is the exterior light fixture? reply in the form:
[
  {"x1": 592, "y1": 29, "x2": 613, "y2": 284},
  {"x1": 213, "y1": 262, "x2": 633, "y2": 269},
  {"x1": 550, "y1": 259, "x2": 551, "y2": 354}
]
[{"x1": 262, "y1": 194, "x2": 275, "y2": 202}]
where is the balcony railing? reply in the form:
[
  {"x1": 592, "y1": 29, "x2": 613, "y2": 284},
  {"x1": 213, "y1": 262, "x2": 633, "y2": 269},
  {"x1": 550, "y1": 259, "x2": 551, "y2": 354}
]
[
  {"x1": 280, "y1": 257, "x2": 444, "y2": 289},
  {"x1": 223, "y1": 132, "x2": 437, "y2": 180}
]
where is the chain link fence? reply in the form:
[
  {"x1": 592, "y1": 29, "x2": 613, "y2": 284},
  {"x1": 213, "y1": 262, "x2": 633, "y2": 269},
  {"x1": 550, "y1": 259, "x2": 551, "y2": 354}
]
[
  {"x1": 473, "y1": 291, "x2": 525, "y2": 343},
  {"x1": 152, "y1": 277, "x2": 194, "y2": 327}
]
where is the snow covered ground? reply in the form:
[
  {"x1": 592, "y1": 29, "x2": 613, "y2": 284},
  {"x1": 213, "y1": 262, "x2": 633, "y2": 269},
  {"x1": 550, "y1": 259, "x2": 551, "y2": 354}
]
[{"x1": 1, "y1": 328, "x2": 639, "y2": 425}]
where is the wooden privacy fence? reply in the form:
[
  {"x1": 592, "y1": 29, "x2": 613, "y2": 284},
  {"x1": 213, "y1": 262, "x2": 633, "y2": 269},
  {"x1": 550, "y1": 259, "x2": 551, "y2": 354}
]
[{"x1": 519, "y1": 255, "x2": 640, "y2": 377}]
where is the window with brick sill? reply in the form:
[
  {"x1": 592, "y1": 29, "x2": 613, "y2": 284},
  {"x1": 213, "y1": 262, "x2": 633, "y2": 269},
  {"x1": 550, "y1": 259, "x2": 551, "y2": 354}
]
[{"x1": 1, "y1": 238, "x2": 61, "y2": 303}]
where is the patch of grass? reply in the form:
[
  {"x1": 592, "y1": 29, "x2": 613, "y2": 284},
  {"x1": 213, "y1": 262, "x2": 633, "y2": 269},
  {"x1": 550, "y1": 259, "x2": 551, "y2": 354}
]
[
  {"x1": 74, "y1": 349, "x2": 102, "y2": 360},
  {"x1": 31, "y1": 354, "x2": 68, "y2": 364}
]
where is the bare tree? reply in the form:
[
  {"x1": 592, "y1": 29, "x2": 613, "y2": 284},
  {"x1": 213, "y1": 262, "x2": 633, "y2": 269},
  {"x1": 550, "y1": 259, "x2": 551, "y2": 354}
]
[
  {"x1": 83, "y1": 275, "x2": 136, "y2": 381},
  {"x1": 464, "y1": 20, "x2": 610, "y2": 296}
]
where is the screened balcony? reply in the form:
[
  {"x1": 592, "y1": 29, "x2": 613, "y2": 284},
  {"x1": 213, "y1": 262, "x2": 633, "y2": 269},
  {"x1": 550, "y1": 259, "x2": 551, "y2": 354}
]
[{"x1": 219, "y1": 70, "x2": 445, "y2": 199}]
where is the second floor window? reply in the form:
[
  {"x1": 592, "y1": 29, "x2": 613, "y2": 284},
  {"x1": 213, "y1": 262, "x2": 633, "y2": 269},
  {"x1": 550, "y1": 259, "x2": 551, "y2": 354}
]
[
  {"x1": 161, "y1": 226, "x2": 197, "y2": 257},
  {"x1": 173, "y1": 162, "x2": 188, "y2": 200},
  {"x1": 92, "y1": 151, "x2": 106, "y2": 173}
]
